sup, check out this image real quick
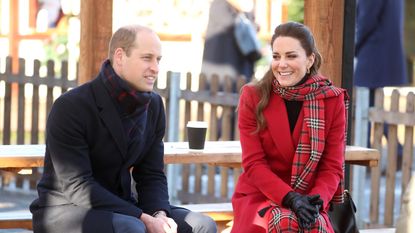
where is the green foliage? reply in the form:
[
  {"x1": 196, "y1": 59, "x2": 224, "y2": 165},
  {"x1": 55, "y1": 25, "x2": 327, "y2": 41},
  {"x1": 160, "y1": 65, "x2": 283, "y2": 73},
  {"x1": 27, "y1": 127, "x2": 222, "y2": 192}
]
[
  {"x1": 43, "y1": 33, "x2": 69, "y2": 62},
  {"x1": 287, "y1": 0, "x2": 304, "y2": 23},
  {"x1": 405, "y1": 0, "x2": 415, "y2": 58}
]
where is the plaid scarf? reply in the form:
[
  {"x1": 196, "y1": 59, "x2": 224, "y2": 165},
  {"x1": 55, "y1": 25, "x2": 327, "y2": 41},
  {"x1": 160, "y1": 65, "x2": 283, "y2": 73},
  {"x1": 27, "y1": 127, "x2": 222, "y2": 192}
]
[
  {"x1": 273, "y1": 75, "x2": 349, "y2": 204},
  {"x1": 100, "y1": 59, "x2": 152, "y2": 139}
]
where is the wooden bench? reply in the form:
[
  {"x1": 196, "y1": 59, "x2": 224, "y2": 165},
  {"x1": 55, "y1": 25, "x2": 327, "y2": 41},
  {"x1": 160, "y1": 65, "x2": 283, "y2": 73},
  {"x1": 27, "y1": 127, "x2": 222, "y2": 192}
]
[
  {"x1": 0, "y1": 203, "x2": 233, "y2": 232},
  {"x1": 0, "y1": 212, "x2": 32, "y2": 230},
  {"x1": 0, "y1": 142, "x2": 380, "y2": 231}
]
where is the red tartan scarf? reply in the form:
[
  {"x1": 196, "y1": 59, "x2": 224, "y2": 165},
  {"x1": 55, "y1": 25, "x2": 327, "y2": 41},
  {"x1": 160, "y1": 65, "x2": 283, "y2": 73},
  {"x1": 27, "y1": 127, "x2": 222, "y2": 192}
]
[
  {"x1": 273, "y1": 75, "x2": 349, "y2": 203},
  {"x1": 101, "y1": 59, "x2": 152, "y2": 139}
]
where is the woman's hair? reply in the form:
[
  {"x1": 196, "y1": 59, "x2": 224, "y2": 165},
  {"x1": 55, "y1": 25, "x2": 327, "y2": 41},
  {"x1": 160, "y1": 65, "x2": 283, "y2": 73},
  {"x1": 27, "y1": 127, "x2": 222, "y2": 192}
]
[{"x1": 253, "y1": 22, "x2": 322, "y2": 132}]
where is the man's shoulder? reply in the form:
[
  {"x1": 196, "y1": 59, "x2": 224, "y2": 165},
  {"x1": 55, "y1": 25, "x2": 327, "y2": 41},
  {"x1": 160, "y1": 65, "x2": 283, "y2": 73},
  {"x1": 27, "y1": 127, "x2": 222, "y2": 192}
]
[{"x1": 53, "y1": 81, "x2": 94, "y2": 108}]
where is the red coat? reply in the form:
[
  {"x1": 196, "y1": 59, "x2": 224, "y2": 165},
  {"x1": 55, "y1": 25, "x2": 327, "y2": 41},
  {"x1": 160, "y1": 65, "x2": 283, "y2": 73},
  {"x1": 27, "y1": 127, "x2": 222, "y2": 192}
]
[{"x1": 231, "y1": 85, "x2": 346, "y2": 233}]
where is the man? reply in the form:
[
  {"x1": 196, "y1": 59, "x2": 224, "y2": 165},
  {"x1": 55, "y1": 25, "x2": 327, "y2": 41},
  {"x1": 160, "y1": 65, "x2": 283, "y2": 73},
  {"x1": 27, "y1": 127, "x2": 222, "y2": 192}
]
[{"x1": 30, "y1": 24, "x2": 217, "y2": 233}]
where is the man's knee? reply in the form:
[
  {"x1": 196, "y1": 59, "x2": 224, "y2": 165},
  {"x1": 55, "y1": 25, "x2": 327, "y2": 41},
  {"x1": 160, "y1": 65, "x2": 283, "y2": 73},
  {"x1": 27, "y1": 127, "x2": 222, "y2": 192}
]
[
  {"x1": 112, "y1": 213, "x2": 146, "y2": 233},
  {"x1": 186, "y1": 212, "x2": 217, "y2": 233}
]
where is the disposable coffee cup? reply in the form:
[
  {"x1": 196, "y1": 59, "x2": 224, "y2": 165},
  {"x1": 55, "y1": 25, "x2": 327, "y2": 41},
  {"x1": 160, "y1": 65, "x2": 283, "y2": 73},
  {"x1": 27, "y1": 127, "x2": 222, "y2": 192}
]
[{"x1": 187, "y1": 121, "x2": 208, "y2": 151}]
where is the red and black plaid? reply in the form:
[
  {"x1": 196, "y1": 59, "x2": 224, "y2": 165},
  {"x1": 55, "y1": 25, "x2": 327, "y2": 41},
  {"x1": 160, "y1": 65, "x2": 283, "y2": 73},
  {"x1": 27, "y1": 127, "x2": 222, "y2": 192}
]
[
  {"x1": 268, "y1": 204, "x2": 330, "y2": 233},
  {"x1": 268, "y1": 75, "x2": 349, "y2": 232},
  {"x1": 100, "y1": 60, "x2": 152, "y2": 139}
]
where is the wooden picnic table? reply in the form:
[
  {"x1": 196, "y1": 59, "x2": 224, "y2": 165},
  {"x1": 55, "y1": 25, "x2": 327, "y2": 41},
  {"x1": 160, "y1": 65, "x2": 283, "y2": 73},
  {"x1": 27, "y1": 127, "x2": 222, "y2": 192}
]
[{"x1": 0, "y1": 141, "x2": 380, "y2": 169}]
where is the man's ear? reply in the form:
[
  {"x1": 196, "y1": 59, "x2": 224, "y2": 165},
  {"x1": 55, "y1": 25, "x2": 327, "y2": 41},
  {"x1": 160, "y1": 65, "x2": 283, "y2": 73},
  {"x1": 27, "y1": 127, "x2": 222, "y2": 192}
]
[{"x1": 113, "y1": 48, "x2": 124, "y2": 67}]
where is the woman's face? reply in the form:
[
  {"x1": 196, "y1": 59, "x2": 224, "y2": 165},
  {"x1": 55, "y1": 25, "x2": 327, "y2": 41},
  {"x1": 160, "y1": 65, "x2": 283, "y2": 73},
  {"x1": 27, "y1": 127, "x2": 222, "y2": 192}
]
[{"x1": 271, "y1": 36, "x2": 315, "y2": 87}]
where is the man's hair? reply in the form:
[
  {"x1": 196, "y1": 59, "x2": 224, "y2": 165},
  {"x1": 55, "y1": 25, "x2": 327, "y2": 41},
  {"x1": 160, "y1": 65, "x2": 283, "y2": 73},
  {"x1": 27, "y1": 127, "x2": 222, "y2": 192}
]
[{"x1": 108, "y1": 25, "x2": 148, "y2": 64}]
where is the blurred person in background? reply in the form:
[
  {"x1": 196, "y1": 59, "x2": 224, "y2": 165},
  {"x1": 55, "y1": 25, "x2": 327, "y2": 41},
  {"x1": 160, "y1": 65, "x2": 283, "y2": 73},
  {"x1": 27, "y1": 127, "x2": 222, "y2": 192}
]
[
  {"x1": 201, "y1": 0, "x2": 261, "y2": 84},
  {"x1": 354, "y1": 0, "x2": 408, "y2": 158}
]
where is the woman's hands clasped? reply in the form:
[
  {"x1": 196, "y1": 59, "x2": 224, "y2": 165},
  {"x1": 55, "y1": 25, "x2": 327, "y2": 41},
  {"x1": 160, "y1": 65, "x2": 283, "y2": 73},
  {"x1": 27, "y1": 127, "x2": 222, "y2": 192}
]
[{"x1": 282, "y1": 192, "x2": 323, "y2": 229}]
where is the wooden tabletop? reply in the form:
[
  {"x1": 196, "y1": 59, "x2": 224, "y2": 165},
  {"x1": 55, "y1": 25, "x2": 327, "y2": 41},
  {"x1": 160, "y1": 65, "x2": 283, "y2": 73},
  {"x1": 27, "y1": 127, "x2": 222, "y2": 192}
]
[{"x1": 0, "y1": 141, "x2": 379, "y2": 169}]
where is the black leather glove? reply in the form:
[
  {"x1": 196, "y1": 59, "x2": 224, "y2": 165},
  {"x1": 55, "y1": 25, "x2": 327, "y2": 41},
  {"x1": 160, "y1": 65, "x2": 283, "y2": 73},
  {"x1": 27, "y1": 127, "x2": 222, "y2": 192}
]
[
  {"x1": 282, "y1": 192, "x2": 320, "y2": 229},
  {"x1": 308, "y1": 194, "x2": 323, "y2": 211}
]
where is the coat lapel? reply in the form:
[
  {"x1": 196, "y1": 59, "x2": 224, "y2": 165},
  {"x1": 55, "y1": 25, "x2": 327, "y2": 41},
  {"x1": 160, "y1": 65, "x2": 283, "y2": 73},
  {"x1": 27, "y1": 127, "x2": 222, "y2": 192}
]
[
  {"x1": 263, "y1": 94, "x2": 296, "y2": 159},
  {"x1": 91, "y1": 78, "x2": 127, "y2": 159}
]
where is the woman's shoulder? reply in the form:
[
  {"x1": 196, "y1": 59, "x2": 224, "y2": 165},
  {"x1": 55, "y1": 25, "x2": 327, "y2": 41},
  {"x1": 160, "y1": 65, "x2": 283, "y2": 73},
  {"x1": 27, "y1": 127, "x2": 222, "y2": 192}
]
[
  {"x1": 240, "y1": 83, "x2": 261, "y2": 100},
  {"x1": 241, "y1": 83, "x2": 259, "y2": 94}
]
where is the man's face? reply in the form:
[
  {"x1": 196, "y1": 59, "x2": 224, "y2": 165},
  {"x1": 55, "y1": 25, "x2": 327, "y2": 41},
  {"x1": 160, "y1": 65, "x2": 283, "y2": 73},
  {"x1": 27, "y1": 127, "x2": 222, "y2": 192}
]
[{"x1": 116, "y1": 30, "x2": 162, "y2": 92}]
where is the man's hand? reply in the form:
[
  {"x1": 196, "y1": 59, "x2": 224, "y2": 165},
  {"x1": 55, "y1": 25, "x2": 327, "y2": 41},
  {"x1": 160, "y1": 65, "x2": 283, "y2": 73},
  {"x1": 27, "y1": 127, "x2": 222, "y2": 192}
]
[{"x1": 140, "y1": 212, "x2": 177, "y2": 233}]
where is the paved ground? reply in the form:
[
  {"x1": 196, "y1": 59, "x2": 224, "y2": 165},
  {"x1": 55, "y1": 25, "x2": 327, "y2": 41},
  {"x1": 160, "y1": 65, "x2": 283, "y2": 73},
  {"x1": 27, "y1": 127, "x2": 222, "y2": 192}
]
[
  {"x1": 0, "y1": 230, "x2": 32, "y2": 233},
  {"x1": 0, "y1": 189, "x2": 36, "y2": 233},
  {"x1": 0, "y1": 189, "x2": 36, "y2": 213}
]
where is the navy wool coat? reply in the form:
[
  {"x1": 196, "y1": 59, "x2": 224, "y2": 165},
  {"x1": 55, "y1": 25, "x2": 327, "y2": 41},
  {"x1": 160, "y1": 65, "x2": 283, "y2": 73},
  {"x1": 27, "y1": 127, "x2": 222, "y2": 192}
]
[
  {"x1": 354, "y1": 0, "x2": 407, "y2": 88},
  {"x1": 30, "y1": 74, "x2": 170, "y2": 233}
]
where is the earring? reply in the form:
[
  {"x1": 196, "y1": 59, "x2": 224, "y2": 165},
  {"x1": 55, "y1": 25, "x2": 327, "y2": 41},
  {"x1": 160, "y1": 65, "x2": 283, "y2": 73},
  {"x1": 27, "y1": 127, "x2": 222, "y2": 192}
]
[{"x1": 307, "y1": 67, "x2": 310, "y2": 74}]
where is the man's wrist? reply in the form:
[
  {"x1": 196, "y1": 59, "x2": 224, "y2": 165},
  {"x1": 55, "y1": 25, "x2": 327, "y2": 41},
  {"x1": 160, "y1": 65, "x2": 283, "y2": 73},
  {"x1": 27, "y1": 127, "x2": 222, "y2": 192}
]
[{"x1": 152, "y1": 210, "x2": 167, "y2": 217}]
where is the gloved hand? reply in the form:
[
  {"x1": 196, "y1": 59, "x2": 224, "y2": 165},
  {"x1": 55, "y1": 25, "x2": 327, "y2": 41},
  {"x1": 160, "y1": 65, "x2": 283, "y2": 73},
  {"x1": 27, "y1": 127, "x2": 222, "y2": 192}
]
[
  {"x1": 308, "y1": 194, "x2": 323, "y2": 211},
  {"x1": 282, "y1": 192, "x2": 320, "y2": 229}
]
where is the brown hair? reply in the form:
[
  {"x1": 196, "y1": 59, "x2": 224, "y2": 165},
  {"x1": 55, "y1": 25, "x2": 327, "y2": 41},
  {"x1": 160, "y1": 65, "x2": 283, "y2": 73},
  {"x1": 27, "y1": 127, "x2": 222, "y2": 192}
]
[
  {"x1": 253, "y1": 22, "x2": 322, "y2": 132},
  {"x1": 108, "y1": 25, "x2": 149, "y2": 64}
]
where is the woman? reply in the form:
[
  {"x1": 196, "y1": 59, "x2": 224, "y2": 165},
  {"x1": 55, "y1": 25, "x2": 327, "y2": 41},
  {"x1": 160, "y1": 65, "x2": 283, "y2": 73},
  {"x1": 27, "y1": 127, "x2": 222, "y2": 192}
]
[{"x1": 231, "y1": 22, "x2": 348, "y2": 233}]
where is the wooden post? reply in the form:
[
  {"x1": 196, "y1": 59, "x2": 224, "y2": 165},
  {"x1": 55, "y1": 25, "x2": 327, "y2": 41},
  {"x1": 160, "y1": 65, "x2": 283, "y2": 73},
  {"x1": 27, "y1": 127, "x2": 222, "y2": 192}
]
[
  {"x1": 79, "y1": 0, "x2": 113, "y2": 85},
  {"x1": 304, "y1": 0, "x2": 344, "y2": 87},
  {"x1": 9, "y1": 0, "x2": 19, "y2": 74},
  {"x1": 304, "y1": 0, "x2": 356, "y2": 192}
]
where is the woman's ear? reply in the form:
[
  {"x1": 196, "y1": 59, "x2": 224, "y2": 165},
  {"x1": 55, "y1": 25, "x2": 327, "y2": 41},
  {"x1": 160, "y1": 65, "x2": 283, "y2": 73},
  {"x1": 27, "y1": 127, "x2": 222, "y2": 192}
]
[{"x1": 307, "y1": 53, "x2": 316, "y2": 70}]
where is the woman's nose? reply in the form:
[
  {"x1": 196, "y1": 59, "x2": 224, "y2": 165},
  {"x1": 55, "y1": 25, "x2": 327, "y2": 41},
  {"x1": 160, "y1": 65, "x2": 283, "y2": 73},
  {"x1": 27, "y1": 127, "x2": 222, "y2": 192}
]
[{"x1": 278, "y1": 59, "x2": 288, "y2": 67}]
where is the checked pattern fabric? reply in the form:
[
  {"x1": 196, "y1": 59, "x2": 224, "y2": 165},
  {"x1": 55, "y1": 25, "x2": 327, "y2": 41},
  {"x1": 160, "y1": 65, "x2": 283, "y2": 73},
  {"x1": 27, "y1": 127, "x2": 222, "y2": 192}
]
[
  {"x1": 268, "y1": 75, "x2": 349, "y2": 232},
  {"x1": 273, "y1": 75, "x2": 348, "y2": 204}
]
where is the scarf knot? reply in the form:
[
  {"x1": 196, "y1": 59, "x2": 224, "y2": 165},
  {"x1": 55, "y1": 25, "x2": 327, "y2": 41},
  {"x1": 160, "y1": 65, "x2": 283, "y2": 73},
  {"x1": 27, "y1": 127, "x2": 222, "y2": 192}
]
[
  {"x1": 100, "y1": 59, "x2": 152, "y2": 116},
  {"x1": 100, "y1": 59, "x2": 152, "y2": 139}
]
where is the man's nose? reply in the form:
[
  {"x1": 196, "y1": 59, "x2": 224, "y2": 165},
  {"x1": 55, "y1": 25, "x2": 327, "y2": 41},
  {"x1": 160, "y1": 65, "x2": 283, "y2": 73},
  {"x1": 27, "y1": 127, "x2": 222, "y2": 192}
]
[{"x1": 150, "y1": 60, "x2": 159, "y2": 73}]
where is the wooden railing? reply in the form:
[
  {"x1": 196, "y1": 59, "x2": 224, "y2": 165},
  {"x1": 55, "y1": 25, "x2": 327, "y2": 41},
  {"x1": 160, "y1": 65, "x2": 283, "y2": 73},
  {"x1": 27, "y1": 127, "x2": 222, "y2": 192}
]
[
  {"x1": 0, "y1": 57, "x2": 247, "y2": 204},
  {"x1": 368, "y1": 88, "x2": 415, "y2": 227},
  {"x1": 0, "y1": 57, "x2": 76, "y2": 191}
]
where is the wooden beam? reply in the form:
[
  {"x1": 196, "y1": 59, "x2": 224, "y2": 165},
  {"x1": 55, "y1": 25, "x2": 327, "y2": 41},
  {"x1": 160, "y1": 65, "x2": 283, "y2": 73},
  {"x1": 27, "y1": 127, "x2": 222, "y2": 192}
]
[
  {"x1": 304, "y1": 0, "x2": 344, "y2": 87},
  {"x1": 79, "y1": 0, "x2": 113, "y2": 85},
  {"x1": 29, "y1": 0, "x2": 38, "y2": 28}
]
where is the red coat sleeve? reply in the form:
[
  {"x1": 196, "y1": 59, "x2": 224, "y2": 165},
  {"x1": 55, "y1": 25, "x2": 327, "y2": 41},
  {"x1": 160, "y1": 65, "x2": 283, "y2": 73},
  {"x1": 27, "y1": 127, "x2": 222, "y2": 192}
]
[{"x1": 238, "y1": 85, "x2": 293, "y2": 205}]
